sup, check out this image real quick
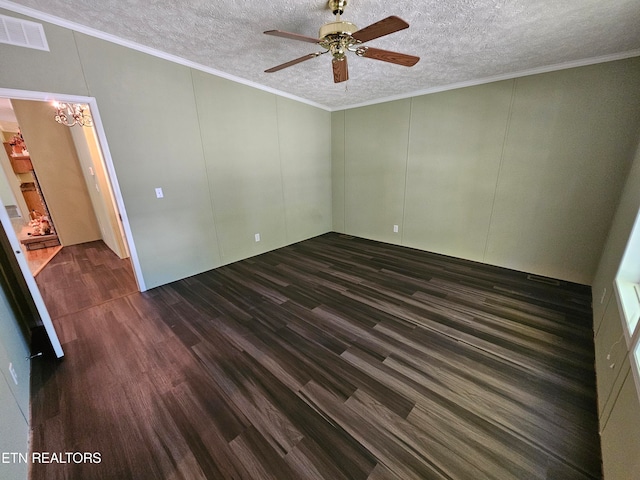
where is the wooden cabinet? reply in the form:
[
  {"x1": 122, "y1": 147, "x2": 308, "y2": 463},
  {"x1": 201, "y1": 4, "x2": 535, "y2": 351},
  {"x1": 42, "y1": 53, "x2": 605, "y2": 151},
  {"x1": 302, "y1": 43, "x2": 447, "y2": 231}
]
[
  {"x1": 20, "y1": 182, "x2": 46, "y2": 216},
  {"x1": 10, "y1": 155, "x2": 33, "y2": 174},
  {"x1": 3, "y1": 142, "x2": 33, "y2": 173}
]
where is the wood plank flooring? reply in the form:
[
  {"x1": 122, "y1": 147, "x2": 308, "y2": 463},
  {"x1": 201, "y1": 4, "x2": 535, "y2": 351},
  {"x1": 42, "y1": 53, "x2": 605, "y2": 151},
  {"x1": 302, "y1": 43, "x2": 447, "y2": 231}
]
[
  {"x1": 22, "y1": 244, "x2": 62, "y2": 277},
  {"x1": 30, "y1": 234, "x2": 602, "y2": 480}
]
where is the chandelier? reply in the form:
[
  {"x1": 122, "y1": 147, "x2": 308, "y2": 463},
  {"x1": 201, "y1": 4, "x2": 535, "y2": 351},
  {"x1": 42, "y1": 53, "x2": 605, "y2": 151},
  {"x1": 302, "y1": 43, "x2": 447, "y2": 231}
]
[{"x1": 53, "y1": 102, "x2": 93, "y2": 127}]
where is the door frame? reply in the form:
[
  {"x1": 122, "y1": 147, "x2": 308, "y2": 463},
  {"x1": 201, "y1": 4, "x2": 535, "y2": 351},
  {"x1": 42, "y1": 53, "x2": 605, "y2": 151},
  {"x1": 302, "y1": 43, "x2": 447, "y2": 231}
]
[
  {"x1": 0, "y1": 87, "x2": 145, "y2": 290},
  {"x1": 0, "y1": 88, "x2": 147, "y2": 357}
]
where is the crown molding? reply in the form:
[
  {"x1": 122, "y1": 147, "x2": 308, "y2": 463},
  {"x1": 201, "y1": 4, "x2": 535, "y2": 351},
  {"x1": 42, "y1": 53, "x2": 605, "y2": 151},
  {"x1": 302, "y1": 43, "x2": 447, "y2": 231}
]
[
  {"x1": 332, "y1": 49, "x2": 640, "y2": 111},
  {"x1": 0, "y1": 1, "x2": 332, "y2": 111},
  {"x1": 2, "y1": 1, "x2": 639, "y2": 113}
]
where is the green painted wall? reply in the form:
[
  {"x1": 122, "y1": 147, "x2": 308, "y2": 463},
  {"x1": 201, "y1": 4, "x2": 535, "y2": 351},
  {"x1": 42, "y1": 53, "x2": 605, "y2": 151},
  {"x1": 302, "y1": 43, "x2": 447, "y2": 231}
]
[
  {"x1": 193, "y1": 74, "x2": 274, "y2": 265},
  {"x1": 0, "y1": 12, "x2": 88, "y2": 96},
  {"x1": 0, "y1": 9, "x2": 332, "y2": 289},
  {"x1": 601, "y1": 371, "x2": 640, "y2": 478},
  {"x1": 276, "y1": 97, "x2": 332, "y2": 245},
  {"x1": 0, "y1": 275, "x2": 30, "y2": 419},
  {"x1": 0, "y1": 238, "x2": 30, "y2": 480},
  {"x1": 0, "y1": 370, "x2": 28, "y2": 480},
  {"x1": 592, "y1": 143, "x2": 640, "y2": 330},
  {"x1": 334, "y1": 57, "x2": 640, "y2": 285},
  {"x1": 485, "y1": 61, "x2": 640, "y2": 283},
  {"x1": 344, "y1": 100, "x2": 411, "y2": 244},
  {"x1": 592, "y1": 134, "x2": 640, "y2": 479},
  {"x1": 3, "y1": 7, "x2": 636, "y2": 288},
  {"x1": 331, "y1": 111, "x2": 346, "y2": 233},
  {"x1": 75, "y1": 34, "x2": 222, "y2": 287},
  {"x1": 404, "y1": 80, "x2": 513, "y2": 262},
  {"x1": 191, "y1": 72, "x2": 332, "y2": 266}
]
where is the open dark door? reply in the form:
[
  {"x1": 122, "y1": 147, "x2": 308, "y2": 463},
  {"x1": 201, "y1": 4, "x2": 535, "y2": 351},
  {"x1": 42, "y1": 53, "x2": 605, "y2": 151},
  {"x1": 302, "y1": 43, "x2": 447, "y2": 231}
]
[{"x1": 0, "y1": 205, "x2": 63, "y2": 358}]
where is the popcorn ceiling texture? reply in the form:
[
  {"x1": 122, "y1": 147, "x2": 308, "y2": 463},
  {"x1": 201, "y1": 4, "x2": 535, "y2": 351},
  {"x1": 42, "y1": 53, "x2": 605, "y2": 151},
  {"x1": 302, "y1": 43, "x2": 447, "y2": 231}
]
[{"x1": 4, "y1": 0, "x2": 640, "y2": 109}]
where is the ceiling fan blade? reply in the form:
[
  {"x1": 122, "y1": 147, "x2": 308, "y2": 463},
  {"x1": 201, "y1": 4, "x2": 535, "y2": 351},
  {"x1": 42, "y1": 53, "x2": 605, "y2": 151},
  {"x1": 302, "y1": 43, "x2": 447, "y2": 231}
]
[
  {"x1": 265, "y1": 53, "x2": 322, "y2": 73},
  {"x1": 351, "y1": 16, "x2": 409, "y2": 43},
  {"x1": 332, "y1": 58, "x2": 349, "y2": 83},
  {"x1": 264, "y1": 30, "x2": 319, "y2": 44},
  {"x1": 358, "y1": 47, "x2": 419, "y2": 67}
]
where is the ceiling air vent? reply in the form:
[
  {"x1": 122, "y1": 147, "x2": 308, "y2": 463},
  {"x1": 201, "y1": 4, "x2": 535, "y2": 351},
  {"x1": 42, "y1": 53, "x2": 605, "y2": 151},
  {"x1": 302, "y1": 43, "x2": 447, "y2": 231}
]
[{"x1": 0, "y1": 14, "x2": 49, "y2": 51}]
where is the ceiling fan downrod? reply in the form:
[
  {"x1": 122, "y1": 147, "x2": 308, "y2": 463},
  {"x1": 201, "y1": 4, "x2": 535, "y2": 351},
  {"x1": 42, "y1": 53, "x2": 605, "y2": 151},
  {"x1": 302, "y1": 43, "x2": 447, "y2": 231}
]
[{"x1": 329, "y1": 0, "x2": 348, "y2": 16}]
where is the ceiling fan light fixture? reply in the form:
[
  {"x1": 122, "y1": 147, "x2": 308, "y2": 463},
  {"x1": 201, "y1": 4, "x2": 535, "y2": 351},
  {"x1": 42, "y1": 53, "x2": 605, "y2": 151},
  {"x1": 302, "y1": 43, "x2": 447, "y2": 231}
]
[{"x1": 354, "y1": 45, "x2": 368, "y2": 57}]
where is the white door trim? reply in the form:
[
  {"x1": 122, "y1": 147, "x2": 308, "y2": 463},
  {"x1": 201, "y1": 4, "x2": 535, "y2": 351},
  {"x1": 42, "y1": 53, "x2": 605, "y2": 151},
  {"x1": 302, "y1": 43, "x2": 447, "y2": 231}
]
[
  {"x1": 0, "y1": 87, "x2": 147, "y2": 292},
  {"x1": 0, "y1": 198, "x2": 63, "y2": 357}
]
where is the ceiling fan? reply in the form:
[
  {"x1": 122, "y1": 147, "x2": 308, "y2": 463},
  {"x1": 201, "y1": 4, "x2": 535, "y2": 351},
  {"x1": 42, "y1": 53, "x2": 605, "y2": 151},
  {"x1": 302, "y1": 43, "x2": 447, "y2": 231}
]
[{"x1": 264, "y1": 0, "x2": 420, "y2": 83}]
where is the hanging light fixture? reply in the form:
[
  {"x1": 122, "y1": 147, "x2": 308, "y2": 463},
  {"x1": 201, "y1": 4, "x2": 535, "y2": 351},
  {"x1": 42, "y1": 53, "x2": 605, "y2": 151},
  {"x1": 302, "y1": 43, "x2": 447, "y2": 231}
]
[{"x1": 53, "y1": 102, "x2": 93, "y2": 127}]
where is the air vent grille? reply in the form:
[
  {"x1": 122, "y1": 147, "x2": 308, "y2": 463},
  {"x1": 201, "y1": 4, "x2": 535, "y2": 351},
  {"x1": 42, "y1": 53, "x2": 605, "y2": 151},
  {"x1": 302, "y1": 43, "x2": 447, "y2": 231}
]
[
  {"x1": 0, "y1": 15, "x2": 49, "y2": 51},
  {"x1": 526, "y1": 274, "x2": 560, "y2": 286},
  {"x1": 5, "y1": 205, "x2": 20, "y2": 219}
]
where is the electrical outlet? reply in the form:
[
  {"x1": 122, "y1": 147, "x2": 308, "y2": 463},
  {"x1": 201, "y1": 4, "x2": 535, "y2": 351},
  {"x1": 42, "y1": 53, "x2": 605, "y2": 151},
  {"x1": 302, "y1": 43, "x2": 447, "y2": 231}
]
[
  {"x1": 9, "y1": 363, "x2": 18, "y2": 385},
  {"x1": 255, "y1": 233, "x2": 260, "y2": 242},
  {"x1": 393, "y1": 225, "x2": 399, "y2": 233},
  {"x1": 155, "y1": 187, "x2": 164, "y2": 198}
]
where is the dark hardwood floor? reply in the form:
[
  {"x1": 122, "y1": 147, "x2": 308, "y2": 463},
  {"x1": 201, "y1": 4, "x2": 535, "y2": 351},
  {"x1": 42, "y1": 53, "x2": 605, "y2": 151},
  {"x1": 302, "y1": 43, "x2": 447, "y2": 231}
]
[{"x1": 30, "y1": 234, "x2": 602, "y2": 480}]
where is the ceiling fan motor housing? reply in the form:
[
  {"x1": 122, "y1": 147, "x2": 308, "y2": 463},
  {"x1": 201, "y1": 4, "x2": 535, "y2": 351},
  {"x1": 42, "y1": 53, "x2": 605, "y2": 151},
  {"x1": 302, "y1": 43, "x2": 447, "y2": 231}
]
[
  {"x1": 319, "y1": 21, "x2": 358, "y2": 39},
  {"x1": 319, "y1": 21, "x2": 359, "y2": 59}
]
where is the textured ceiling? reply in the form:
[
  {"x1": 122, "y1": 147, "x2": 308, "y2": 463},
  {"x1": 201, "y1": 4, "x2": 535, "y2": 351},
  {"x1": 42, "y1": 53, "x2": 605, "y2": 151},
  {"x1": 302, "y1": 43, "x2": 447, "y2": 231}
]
[{"x1": 2, "y1": 0, "x2": 640, "y2": 110}]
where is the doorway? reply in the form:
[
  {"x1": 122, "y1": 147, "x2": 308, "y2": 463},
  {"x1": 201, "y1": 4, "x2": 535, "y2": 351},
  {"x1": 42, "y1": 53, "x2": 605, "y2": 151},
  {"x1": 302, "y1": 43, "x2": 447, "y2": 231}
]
[{"x1": 0, "y1": 88, "x2": 145, "y2": 358}]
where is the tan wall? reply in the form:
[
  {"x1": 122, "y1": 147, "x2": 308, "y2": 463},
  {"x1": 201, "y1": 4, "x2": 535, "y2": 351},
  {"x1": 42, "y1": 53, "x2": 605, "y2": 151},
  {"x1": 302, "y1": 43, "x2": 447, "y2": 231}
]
[
  {"x1": 69, "y1": 123, "x2": 128, "y2": 258},
  {"x1": 12, "y1": 100, "x2": 101, "y2": 246}
]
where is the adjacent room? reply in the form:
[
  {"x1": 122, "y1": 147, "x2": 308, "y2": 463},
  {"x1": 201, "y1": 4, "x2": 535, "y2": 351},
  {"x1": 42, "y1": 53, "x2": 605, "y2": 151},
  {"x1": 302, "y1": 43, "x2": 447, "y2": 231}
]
[{"x1": 1, "y1": 1, "x2": 639, "y2": 479}]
